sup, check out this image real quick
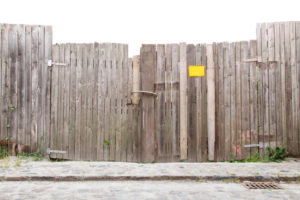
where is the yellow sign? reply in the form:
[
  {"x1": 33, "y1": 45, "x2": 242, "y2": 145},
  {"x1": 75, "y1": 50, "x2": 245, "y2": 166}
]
[{"x1": 189, "y1": 65, "x2": 205, "y2": 77}]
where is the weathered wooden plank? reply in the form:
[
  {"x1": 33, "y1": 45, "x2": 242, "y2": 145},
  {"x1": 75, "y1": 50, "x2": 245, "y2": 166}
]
[
  {"x1": 121, "y1": 44, "x2": 128, "y2": 162},
  {"x1": 256, "y1": 23, "x2": 262, "y2": 62},
  {"x1": 0, "y1": 23, "x2": 3, "y2": 141},
  {"x1": 115, "y1": 44, "x2": 122, "y2": 161},
  {"x1": 229, "y1": 42, "x2": 236, "y2": 159},
  {"x1": 68, "y1": 44, "x2": 76, "y2": 160},
  {"x1": 74, "y1": 44, "x2": 82, "y2": 160},
  {"x1": 24, "y1": 25, "x2": 32, "y2": 150},
  {"x1": 91, "y1": 43, "x2": 98, "y2": 161},
  {"x1": 249, "y1": 40, "x2": 259, "y2": 155},
  {"x1": 86, "y1": 44, "x2": 93, "y2": 160},
  {"x1": 268, "y1": 24, "x2": 277, "y2": 149},
  {"x1": 109, "y1": 44, "x2": 116, "y2": 161},
  {"x1": 97, "y1": 43, "x2": 105, "y2": 160},
  {"x1": 187, "y1": 44, "x2": 197, "y2": 162},
  {"x1": 140, "y1": 44, "x2": 156, "y2": 162},
  {"x1": 284, "y1": 22, "x2": 292, "y2": 154},
  {"x1": 44, "y1": 26, "x2": 52, "y2": 154},
  {"x1": 279, "y1": 22, "x2": 287, "y2": 149},
  {"x1": 195, "y1": 44, "x2": 202, "y2": 161},
  {"x1": 80, "y1": 44, "x2": 87, "y2": 160},
  {"x1": 217, "y1": 43, "x2": 224, "y2": 161},
  {"x1": 206, "y1": 44, "x2": 216, "y2": 161},
  {"x1": 171, "y1": 44, "x2": 180, "y2": 161},
  {"x1": 223, "y1": 42, "x2": 231, "y2": 161},
  {"x1": 261, "y1": 23, "x2": 269, "y2": 63},
  {"x1": 156, "y1": 44, "x2": 165, "y2": 161},
  {"x1": 290, "y1": 22, "x2": 298, "y2": 155},
  {"x1": 17, "y1": 25, "x2": 26, "y2": 146},
  {"x1": 235, "y1": 42, "x2": 242, "y2": 159},
  {"x1": 296, "y1": 22, "x2": 300, "y2": 155}
]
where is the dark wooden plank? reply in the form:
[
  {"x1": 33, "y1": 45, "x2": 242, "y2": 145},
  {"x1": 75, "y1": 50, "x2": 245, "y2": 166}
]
[
  {"x1": 217, "y1": 43, "x2": 224, "y2": 161},
  {"x1": 140, "y1": 44, "x2": 156, "y2": 163},
  {"x1": 235, "y1": 42, "x2": 242, "y2": 159},
  {"x1": 187, "y1": 44, "x2": 197, "y2": 162},
  {"x1": 63, "y1": 44, "x2": 70, "y2": 159},
  {"x1": 229, "y1": 42, "x2": 236, "y2": 159},
  {"x1": 223, "y1": 42, "x2": 231, "y2": 161}
]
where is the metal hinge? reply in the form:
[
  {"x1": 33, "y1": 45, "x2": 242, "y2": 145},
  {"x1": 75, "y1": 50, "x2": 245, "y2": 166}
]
[
  {"x1": 243, "y1": 142, "x2": 263, "y2": 148},
  {"x1": 46, "y1": 148, "x2": 67, "y2": 155},
  {"x1": 48, "y1": 60, "x2": 68, "y2": 67}
]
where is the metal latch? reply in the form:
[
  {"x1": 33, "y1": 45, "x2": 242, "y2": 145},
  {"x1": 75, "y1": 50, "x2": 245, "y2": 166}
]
[
  {"x1": 243, "y1": 142, "x2": 263, "y2": 148},
  {"x1": 48, "y1": 60, "x2": 68, "y2": 67},
  {"x1": 46, "y1": 148, "x2": 67, "y2": 155},
  {"x1": 132, "y1": 91, "x2": 158, "y2": 96}
]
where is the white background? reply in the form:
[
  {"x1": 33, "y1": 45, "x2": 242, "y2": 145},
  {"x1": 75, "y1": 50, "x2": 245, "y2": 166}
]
[{"x1": 0, "y1": 0, "x2": 299, "y2": 56}]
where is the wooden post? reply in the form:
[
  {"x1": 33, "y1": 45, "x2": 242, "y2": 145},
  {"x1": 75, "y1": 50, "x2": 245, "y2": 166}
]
[
  {"x1": 132, "y1": 55, "x2": 140, "y2": 105},
  {"x1": 206, "y1": 44, "x2": 216, "y2": 161},
  {"x1": 179, "y1": 43, "x2": 188, "y2": 160}
]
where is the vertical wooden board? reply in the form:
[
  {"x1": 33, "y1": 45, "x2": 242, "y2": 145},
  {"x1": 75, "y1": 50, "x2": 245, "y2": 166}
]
[
  {"x1": 115, "y1": 44, "x2": 122, "y2": 161},
  {"x1": 68, "y1": 44, "x2": 76, "y2": 160},
  {"x1": 44, "y1": 26, "x2": 52, "y2": 153},
  {"x1": 249, "y1": 40, "x2": 259, "y2": 155},
  {"x1": 229, "y1": 43, "x2": 236, "y2": 159},
  {"x1": 274, "y1": 23, "x2": 282, "y2": 148},
  {"x1": 8, "y1": 24, "x2": 18, "y2": 148},
  {"x1": 91, "y1": 43, "x2": 99, "y2": 161},
  {"x1": 284, "y1": 22, "x2": 292, "y2": 154},
  {"x1": 290, "y1": 22, "x2": 298, "y2": 155},
  {"x1": 268, "y1": 24, "x2": 277, "y2": 149},
  {"x1": 121, "y1": 44, "x2": 128, "y2": 162},
  {"x1": 261, "y1": 23, "x2": 269, "y2": 62},
  {"x1": 37, "y1": 26, "x2": 45, "y2": 153},
  {"x1": 63, "y1": 44, "x2": 70, "y2": 159},
  {"x1": 217, "y1": 43, "x2": 224, "y2": 161},
  {"x1": 296, "y1": 22, "x2": 300, "y2": 155},
  {"x1": 279, "y1": 22, "x2": 287, "y2": 149},
  {"x1": 80, "y1": 44, "x2": 87, "y2": 160},
  {"x1": 24, "y1": 26, "x2": 32, "y2": 150},
  {"x1": 0, "y1": 23, "x2": 2, "y2": 141},
  {"x1": 186, "y1": 44, "x2": 197, "y2": 162},
  {"x1": 235, "y1": 42, "x2": 242, "y2": 159},
  {"x1": 16, "y1": 25, "x2": 26, "y2": 146},
  {"x1": 86, "y1": 44, "x2": 94, "y2": 160},
  {"x1": 140, "y1": 44, "x2": 156, "y2": 163},
  {"x1": 171, "y1": 44, "x2": 180, "y2": 161},
  {"x1": 256, "y1": 23, "x2": 262, "y2": 62},
  {"x1": 165, "y1": 44, "x2": 173, "y2": 161},
  {"x1": 103, "y1": 43, "x2": 111, "y2": 161},
  {"x1": 109, "y1": 44, "x2": 116, "y2": 161},
  {"x1": 50, "y1": 44, "x2": 59, "y2": 158},
  {"x1": 74, "y1": 44, "x2": 82, "y2": 160},
  {"x1": 223, "y1": 42, "x2": 231, "y2": 161},
  {"x1": 97, "y1": 43, "x2": 105, "y2": 161},
  {"x1": 257, "y1": 64, "x2": 264, "y2": 156},
  {"x1": 200, "y1": 44, "x2": 208, "y2": 161},
  {"x1": 195, "y1": 44, "x2": 202, "y2": 161},
  {"x1": 155, "y1": 44, "x2": 165, "y2": 161},
  {"x1": 30, "y1": 26, "x2": 39, "y2": 152}
]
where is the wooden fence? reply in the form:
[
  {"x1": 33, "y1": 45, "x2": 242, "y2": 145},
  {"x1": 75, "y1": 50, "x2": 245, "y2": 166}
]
[
  {"x1": 0, "y1": 24, "x2": 52, "y2": 154},
  {"x1": 0, "y1": 22, "x2": 299, "y2": 162}
]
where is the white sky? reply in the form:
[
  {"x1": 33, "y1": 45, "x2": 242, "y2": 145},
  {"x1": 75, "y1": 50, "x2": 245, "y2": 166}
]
[{"x1": 1, "y1": 0, "x2": 299, "y2": 56}]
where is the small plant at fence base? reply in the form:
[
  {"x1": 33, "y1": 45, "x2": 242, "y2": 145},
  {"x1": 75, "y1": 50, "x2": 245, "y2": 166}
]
[{"x1": 228, "y1": 147, "x2": 288, "y2": 163}]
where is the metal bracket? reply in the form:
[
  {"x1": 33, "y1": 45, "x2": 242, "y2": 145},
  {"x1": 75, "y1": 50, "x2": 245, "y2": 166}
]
[
  {"x1": 46, "y1": 148, "x2": 67, "y2": 155},
  {"x1": 132, "y1": 91, "x2": 158, "y2": 96},
  {"x1": 48, "y1": 60, "x2": 68, "y2": 67},
  {"x1": 243, "y1": 142, "x2": 263, "y2": 148}
]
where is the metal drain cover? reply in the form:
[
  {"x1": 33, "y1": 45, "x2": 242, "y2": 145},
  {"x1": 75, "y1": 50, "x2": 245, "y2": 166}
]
[{"x1": 243, "y1": 181, "x2": 281, "y2": 189}]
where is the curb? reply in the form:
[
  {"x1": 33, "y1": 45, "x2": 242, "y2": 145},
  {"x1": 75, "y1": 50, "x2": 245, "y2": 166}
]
[{"x1": 1, "y1": 175, "x2": 300, "y2": 182}]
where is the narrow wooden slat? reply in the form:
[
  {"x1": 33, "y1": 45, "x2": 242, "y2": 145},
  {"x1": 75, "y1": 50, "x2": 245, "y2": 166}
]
[
  {"x1": 44, "y1": 26, "x2": 52, "y2": 153},
  {"x1": 195, "y1": 44, "x2": 202, "y2": 161},
  {"x1": 187, "y1": 44, "x2": 197, "y2": 162},
  {"x1": 140, "y1": 44, "x2": 156, "y2": 162},
  {"x1": 91, "y1": 43, "x2": 98, "y2": 160},
  {"x1": 80, "y1": 44, "x2": 87, "y2": 160},
  {"x1": 171, "y1": 44, "x2": 180, "y2": 161},
  {"x1": 296, "y1": 22, "x2": 300, "y2": 155},
  {"x1": 74, "y1": 44, "x2": 82, "y2": 160},
  {"x1": 249, "y1": 40, "x2": 259, "y2": 155},
  {"x1": 179, "y1": 43, "x2": 188, "y2": 160},
  {"x1": 235, "y1": 42, "x2": 242, "y2": 159},
  {"x1": 30, "y1": 26, "x2": 39, "y2": 152},
  {"x1": 290, "y1": 22, "x2": 298, "y2": 155},
  {"x1": 284, "y1": 22, "x2": 292, "y2": 154},
  {"x1": 0, "y1": 24, "x2": 3, "y2": 141},
  {"x1": 256, "y1": 23, "x2": 262, "y2": 62},
  {"x1": 229, "y1": 42, "x2": 236, "y2": 159},
  {"x1": 217, "y1": 43, "x2": 224, "y2": 161},
  {"x1": 17, "y1": 25, "x2": 26, "y2": 146},
  {"x1": 115, "y1": 44, "x2": 122, "y2": 161},
  {"x1": 121, "y1": 44, "x2": 128, "y2": 162},
  {"x1": 156, "y1": 44, "x2": 165, "y2": 161},
  {"x1": 63, "y1": 44, "x2": 70, "y2": 159},
  {"x1": 109, "y1": 44, "x2": 116, "y2": 161},
  {"x1": 223, "y1": 42, "x2": 231, "y2": 161}
]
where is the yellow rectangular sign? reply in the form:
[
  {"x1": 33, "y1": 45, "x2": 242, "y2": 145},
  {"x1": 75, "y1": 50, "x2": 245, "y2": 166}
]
[{"x1": 189, "y1": 65, "x2": 205, "y2": 77}]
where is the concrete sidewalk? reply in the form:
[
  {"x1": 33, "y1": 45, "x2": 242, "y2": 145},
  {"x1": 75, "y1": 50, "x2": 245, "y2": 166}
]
[{"x1": 1, "y1": 157, "x2": 300, "y2": 182}]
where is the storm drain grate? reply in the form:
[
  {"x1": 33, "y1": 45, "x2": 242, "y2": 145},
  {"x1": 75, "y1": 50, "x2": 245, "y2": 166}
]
[{"x1": 242, "y1": 181, "x2": 281, "y2": 189}]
